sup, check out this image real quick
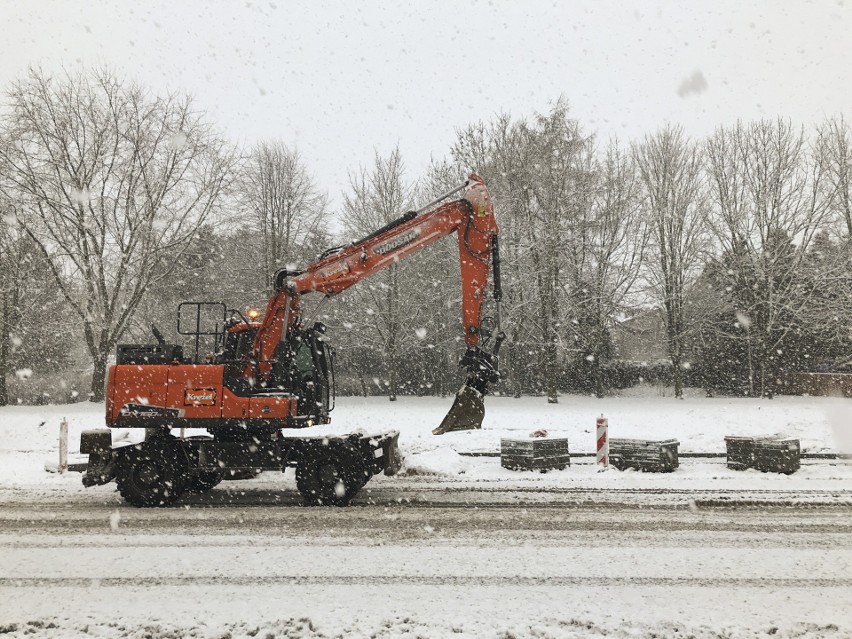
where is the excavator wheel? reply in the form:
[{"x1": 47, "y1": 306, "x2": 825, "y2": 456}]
[
  {"x1": 180, "y1": 437, "x2": 225, "y2": 493},
  {"x1": 296, "y1": 449, "x2": 366, "y2": 506},
  {"x1": 115, "y1": 437, "x2": 188, "y2": 507},
  {"x1": 185, "y1": 470, "x2": 225, "y2": 494}
]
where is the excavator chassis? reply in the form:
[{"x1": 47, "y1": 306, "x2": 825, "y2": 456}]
[{"x1": 81, "y1": 427, "x2": 401, "y2": 507}]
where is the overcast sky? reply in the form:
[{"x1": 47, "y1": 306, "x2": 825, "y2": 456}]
[{"x1": 2, "y1": 0, "x2": 851, "y2": 208}]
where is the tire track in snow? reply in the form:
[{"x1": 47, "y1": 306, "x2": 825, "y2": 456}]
[{"x1": 3, "y1": 575, "x2": 852, "y2": 588}]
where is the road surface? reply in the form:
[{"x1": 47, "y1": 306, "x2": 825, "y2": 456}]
[{"x1": 0, "y1": 484, "x2": 850, "y2": 638}]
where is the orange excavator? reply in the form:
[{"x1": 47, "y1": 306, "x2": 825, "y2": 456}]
[{"x1": 80, "y1": 174, "x2": 503, "y2": 507}]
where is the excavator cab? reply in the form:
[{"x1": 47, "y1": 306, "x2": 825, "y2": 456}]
[
  {"x1": 173, "y1": 302, "x2": 335, "y2": 426},
  {"x1": 277, "y1": 322, "x2": 334, "y2": 424},
  {"x1": 222, "y1": 316, "x2": 334, "y2": 425}
]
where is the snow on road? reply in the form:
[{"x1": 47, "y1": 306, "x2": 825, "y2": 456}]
[{"x1": 0, "y1": 504, "x2": 850, "y2": 638}]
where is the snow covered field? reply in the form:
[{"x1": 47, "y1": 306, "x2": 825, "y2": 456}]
[
  {"x1": 0, "y1": 392, "x2": 850, "y2": 503},
  {"x1": 1, "y1": 392, "x2": 851, "y2": 491}
]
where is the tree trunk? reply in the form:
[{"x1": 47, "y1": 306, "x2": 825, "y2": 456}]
[
  {"x1": 593, "y1": 354, "x2": 604, "y2": 399},
  {"x1": 90, "y1": 354, "x2": 107, "y2": 402},
  {"x1": 388, "y1": 354, "x2": 398, "y2": 402},
  {"x1": 669, "y1": 332, "x2": 683, "y2": 399},
  {"x1": 543, "y1": 282, "x2": 559, "y2": 404},
  {"x1": 0, "y1": 292, "x2": 8, "y2": 407},
  {"x1": 758, "y1": 343, "x2": 774, "y2": 399},
  {"x1": 386, "y1": 266, "x2": 399, "y2": 402},
  {"x1": 545, "y1": 337, "x2": 558, "y2": 403},
  {"x1": 746, "y1": 330, "x2": 755, "y2": 397},
  {"x1": 507, "y1": 335, "x2": 522, "y2": 398},
  {"x1": 387, "y1": 333, "x2": 398, "y2": 402},
  {"x1": 671, "y1": 355, "x2": 683, "y2": 399}
]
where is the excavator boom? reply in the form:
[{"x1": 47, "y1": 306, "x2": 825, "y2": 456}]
[{"x1": 251, "y1": 173, "x2": 503, "y2": 434}]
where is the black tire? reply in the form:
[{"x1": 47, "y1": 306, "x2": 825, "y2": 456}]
[
  {"x1": 351, "y1": 458, "x2": 372, "y2": 491},
  {"x1": 296, "y1": 449, "x2": 367, "y2": 506},
  {"x1": 185, "y1": 470, "x2": 225, "y2": 493},
  {"x1": 115, "y1": 439, "x2": 188, "y2": 507}
]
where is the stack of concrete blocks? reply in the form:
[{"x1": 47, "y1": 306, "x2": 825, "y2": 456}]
[
  {"x1": 724, "y1": 436, "x2": 800, "y2": 474},
  {"x1": 609, "y1": 438, "x2": 680, "y2": 473},
  {"x1": 500, "y1": 437, "x2": 570, "y2": 472}
]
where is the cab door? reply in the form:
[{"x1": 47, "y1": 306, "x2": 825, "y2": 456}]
[{"x1": 286, "y1": 331, "x2": 332, "y2": 422}]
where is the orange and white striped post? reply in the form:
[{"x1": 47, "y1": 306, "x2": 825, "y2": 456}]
[{"x1": 596, "y1": 415, "x2": 609, "y2": 470}]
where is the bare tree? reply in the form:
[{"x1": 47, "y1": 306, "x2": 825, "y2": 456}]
[
  {"x1": 241, "y1": 141, "x2": 328, "y2": 287},
  {"x1": 635, "y1": 125, "x2": 707, "y2": 398},
  {"x1": 0, "y1": 189, "x2": 73, "y2": 404},
  {"x1": 516, "y1": 100, "x2": 592, "y2": 403},
  {"x1": 0, "y1": 202, "x2": 18, "y2": 405},
  {"x1": 448, "y1": 106, "x2": 646, "y2": 400},
  {"x1": 340, "y1": 148, "x2": 418, "y2": 401},
  {"x1": 0, "y1": 68, "x2": 235, "y2": 400},
  {"x1": 705, "y1": 119, "x2": 836, "y2": 396},
  {"x1": 816, "y1": 116, "x2": 852, "y2": 238},
  {"x1": 570, "y1": 140, "x2": 647, "y2": 397}
]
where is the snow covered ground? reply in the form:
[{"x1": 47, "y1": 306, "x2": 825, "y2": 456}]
[
  {"x1": 0, "y1": 392, "x2": 850, "y2": 500},
  {"x1": 1, "y1": 503, "x2": 850, "y2": 639},
  {"x1": 1, "y1": 393, "x2": 851, "y2": 637}
]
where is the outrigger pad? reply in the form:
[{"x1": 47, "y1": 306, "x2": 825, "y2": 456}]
[{"x1": 432, "y1": 384, "x2": 485, "y2": 435}]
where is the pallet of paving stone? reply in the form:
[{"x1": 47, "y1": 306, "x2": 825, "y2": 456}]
[
  {"x1": 609, "y1": 438, "x2": 680, "y2": 473},
  {"x1": 500, "y1": 438, "x2": 570, "y2": 472},
  {"x1": 724, "y1": 436, "x2": 800, "y2": 474}
]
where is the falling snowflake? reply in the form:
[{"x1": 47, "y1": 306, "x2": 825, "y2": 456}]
[
  {"x1": 167, "y1": 132, "x2": 188, "y2": 150},
  {"x1": 677, "y1": 70, "x2": 708, "y2": 98},
  {"x1": 69, "y1": 187, "x2": 91, "y2": 206},
  {"x1": 735, "y1": 312, "x2": 752, "y2": 329}
]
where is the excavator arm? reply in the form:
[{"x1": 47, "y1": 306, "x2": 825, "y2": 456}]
[{"x1": 251, "y1": 174, "x2": 503, "y2": 434}]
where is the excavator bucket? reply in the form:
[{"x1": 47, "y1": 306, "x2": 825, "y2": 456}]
[{"x1": 432, "y1": 384, "x2": 485, "y2": 435}]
